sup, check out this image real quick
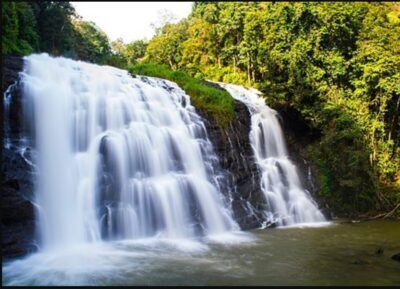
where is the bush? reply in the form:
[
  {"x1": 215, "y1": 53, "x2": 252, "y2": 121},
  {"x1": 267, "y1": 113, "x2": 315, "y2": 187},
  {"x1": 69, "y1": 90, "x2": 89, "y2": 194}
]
[{"x1": 129, "y1": 63, "x2": 234, "y2": 127}]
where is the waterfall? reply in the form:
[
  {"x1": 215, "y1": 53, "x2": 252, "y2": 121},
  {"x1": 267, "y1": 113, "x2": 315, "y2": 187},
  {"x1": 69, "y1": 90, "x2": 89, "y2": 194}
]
[
  {"x1": 19, "y1": 54, "x2": 238, "y2": 251},
  {"x1": 220, "y1": 83, "x2": 326, "y2": 226}
]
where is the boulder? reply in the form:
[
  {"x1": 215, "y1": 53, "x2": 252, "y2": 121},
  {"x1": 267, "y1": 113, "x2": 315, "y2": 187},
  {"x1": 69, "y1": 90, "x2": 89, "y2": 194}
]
[{"x1": 391, "y1": 253, "x2": 400, "y2": 262}]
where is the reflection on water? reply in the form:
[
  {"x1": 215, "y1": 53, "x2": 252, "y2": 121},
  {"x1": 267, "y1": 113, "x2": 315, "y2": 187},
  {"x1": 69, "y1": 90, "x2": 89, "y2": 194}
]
[{"x1": 2, "y1": 220, "x2": 400, "y2": 285}]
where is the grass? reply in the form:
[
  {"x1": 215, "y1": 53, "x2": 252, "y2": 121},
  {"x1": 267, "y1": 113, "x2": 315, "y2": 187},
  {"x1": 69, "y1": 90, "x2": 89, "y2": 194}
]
[{"x1": 129, "y1": 63, "x2": 234, "y2": 127}]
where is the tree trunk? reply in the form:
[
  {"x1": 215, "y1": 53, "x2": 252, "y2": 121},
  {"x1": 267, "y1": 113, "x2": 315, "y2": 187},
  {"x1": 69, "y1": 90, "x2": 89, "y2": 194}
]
[
  {"x1": 389, "y1": 95, "x2": 400, "y2": 157},
  {"x1": 168, "y1": 58, "x2": 175, "y2": 70},
  {"x1": 251, "y1": 61, "x2": 256, "y2": 82},
  {"x1": 247, "y1": 53, "x2": 251, "y2": 84}
]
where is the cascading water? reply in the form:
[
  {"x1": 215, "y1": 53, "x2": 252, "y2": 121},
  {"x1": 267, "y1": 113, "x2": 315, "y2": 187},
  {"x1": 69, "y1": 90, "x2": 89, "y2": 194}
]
[
  {"x1": 18, "y1": 53, "x2": 238, "y2": 251},
  {"x1": 220, "y1": 83, "x2": 326, "y2": 226}
]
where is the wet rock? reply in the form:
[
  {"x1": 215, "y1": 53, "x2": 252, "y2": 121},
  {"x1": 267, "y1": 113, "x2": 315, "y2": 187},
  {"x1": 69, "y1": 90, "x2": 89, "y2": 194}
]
[
  {"x1": 263, "y1": 221, "x2": 278, "y2": 229},
  {"x1": 196, "y1": 87, "x2": 330, "y2": 229},
  {"x1": 2, "y1": 55, "x2": 23, "y2": 92},
  {"x1": 2, "y1": 148, "x2": 37, "y2": 259},
  {"x1": 201, "y1": 79, "x2": 224, "y2": 90},
  {"x1": 3, "y1": 66, "x2": 25, "y2": 138},
  {"x1": 2, "y1": 55, "x2": 36, "y2": 258},
  {"x1": 196, "y1": 97, "x2": 267, "y2": 230},
  {"x1": 391, "y1": 253, "x2": 400, "y2": 262},
  {"x1": 2, "y1": 221, "x2": 36, "y2": 259},
  {"x1": 231, "y1": 199, "x2": 263, "y2": 230},
  {"x1": 273, "y1": 104, "x2": 331, "y2": 219}
]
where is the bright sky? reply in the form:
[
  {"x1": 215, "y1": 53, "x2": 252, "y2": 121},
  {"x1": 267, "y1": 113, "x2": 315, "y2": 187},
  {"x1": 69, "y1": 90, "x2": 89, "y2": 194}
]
[{"x1": 71, "y1": 2, "x2": 193, "y2": 43}]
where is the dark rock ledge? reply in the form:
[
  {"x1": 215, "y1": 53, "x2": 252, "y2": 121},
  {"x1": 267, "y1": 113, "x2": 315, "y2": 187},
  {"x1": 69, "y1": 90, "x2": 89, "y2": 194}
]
[{"x1": 2, "y1": 55, "x2": 37, "y2": 259}]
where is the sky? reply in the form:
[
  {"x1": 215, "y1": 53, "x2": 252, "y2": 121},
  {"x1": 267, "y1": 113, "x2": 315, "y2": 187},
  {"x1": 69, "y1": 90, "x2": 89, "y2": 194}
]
[{"x1": 71, "y1": 2, "x2": 193, "y2": 43}]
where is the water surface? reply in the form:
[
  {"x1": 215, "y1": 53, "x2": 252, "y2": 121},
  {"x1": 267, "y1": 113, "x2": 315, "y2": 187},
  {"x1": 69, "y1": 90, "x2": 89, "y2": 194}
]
[{"x1": 3, "y1": 220, "x2": 399, "y2": 286}]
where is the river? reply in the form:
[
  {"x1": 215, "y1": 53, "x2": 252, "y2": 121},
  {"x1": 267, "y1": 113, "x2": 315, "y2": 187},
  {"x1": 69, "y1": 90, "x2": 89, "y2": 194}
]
[{"x1": 3, "y1": 220, "x2": 399, "y2": 286}]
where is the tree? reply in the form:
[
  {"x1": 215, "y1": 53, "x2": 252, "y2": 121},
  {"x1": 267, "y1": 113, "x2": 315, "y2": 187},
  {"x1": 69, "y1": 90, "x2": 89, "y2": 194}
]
[
  {"x1": 72, "y1": 19, "x2": 111, "y2": 64},
  {"x1": 2, "y1": 1, "x2": 39, "y2": 54},
  {"x1": 2, "y1": 2, "x2": 20, "y2": 54},
  {"x1": 145, "y1": 20, "x2": 188, "y2": 70},
  {"x1": 111, "y1": 38, "x2": 148, "y2": 66},
  {"x1": 124, "y1": 40, "x2": 147, "y2": 64},
  {"x1": 36, "y1": 1, "x2": 76, "y2": 55},
  {"x1": 142, "y1": 1, "x2": 399, "y2": 214}
]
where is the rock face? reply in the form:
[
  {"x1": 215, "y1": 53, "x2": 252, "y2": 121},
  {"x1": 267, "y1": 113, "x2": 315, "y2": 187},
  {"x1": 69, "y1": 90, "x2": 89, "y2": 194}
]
[
  {"x1": 195, "y1": 96, "x2": 267, "y2": 230},
  {"x1": 2, "y1": 55, "x2": 24, "y2": 92},
  {"x1": 2, "y1": 55, "x2": 37, "y2": 259},
  {"x1": 196, "y1": 84, "x2": 330, "y2": 228},
  {"x1": 2, "y1": 148, "x2": 36, "y2": 258},
  {"x1": 3, "y1": 57, "x2": 25, "y2": 142},
  {"x1": 272, "y1": 104, "x2": 331, "y2": 219}
]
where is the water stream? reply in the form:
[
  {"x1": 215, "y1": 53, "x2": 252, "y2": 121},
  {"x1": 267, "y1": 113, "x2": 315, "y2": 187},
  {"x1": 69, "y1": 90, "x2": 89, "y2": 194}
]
[
  {"x1": 20, "y1": 54, "x2": 239, "y2": 251},
  {"x1": 220, "y1": 83, "x2": 326, "y2": 226},
  {"x1": 3, "y1": 220, "x2": 399, "y2": 285}
]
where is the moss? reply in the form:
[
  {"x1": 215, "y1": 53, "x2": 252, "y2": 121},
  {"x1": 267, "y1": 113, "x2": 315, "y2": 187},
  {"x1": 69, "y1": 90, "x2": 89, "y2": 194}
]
[{"x1": 129, "y1": 63, "x2": 234, "y2": 127}]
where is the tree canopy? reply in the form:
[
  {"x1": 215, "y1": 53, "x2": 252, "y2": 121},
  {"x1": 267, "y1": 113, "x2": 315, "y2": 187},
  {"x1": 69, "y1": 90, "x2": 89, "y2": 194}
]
[
  {"x1": 142, "y1": 1, "x2": 400, "y2": 214},
  {"x1": 2, "y1": 1, "x2": 399, "y2": 216}
]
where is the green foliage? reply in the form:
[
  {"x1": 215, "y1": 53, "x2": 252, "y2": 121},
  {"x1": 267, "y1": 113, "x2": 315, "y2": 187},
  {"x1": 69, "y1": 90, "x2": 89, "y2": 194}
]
[
  {"x1": 351, "y1": 3, "x2": 400, "y2": 192},
  {"x1": 36, "y1": 1, "x2": 76, "y2": 55},
  {"x1": 72, "y1": 20, "x2": 111, "y2": 64},
  {"x1": 3, "y1": 0, "x2": 399, "y2": 215},
  {"x1": 2, "y1": 1, "x2": 75, "y2": 56},
  {"x1": 129, "y1": 63, "x2": 234, "y2": 127},
  {"x1": 15, "y1": 2, "x2": 39, "y2": 54},
  {"x1": 145, "y1": 20, "x2": 188, "y2": 70},
  {"x1": 308, "y1": 97, "x2": 376, "y2": 214},
  {"x1": 2, "y1": 2, "x2": 19, "y2": 54},
  {"x1": 2, "y1": 1, "x2": 39, "y2": 54},
  {"x1": 142, "y1": 1, "x2": 400, "y2": 214},
  {"x1": 124, "y1": 40, "x2": 148, "y2": 64},
  {"x1": 111, "y1": 38, "x2": 148, "y2": 66},
  {"x1": 2, "y1": 1, "x2": 113, "y2": 63}
]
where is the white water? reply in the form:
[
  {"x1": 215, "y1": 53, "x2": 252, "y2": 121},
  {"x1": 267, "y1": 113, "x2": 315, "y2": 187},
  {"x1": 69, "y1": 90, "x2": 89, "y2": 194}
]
[
  {"x1": 18, "y1": 53, "x2": 239, "y2": 252},
  {"x1": 2, "y1": 54, "x2": 329, "y2": 285},
  {"x1": 220, "y1": 83, "x2": 326, "y2": 226},
  {"x1": 3, "y1": 54, "x2": 247, "y2": 285}
]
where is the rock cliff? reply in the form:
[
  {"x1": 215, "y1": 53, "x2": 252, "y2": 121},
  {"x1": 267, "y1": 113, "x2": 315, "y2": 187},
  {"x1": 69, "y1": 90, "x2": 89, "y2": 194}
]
[
  {"x1": 2, "y1": 55, "x2": 36, "y2": 259},
  {"x1": 195, "y1": 98, "x2": 267, "y2": 230}
]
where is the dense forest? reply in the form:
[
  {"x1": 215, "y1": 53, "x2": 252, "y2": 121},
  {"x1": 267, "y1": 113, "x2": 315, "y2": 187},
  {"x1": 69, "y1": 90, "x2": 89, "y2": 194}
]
[
  {"x1": 2, "y1": 1, "x2": 146, "y2": 65},
  {"x1": 2, "y1": 1, "x2": 399, "y2": 217}
]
